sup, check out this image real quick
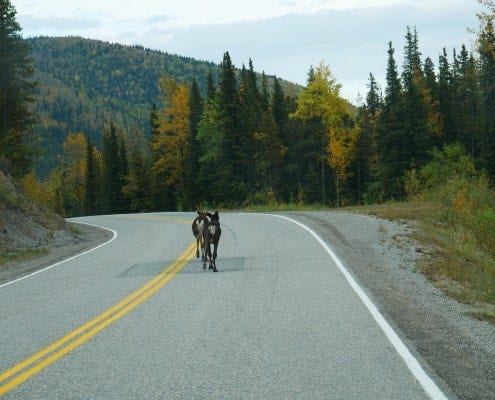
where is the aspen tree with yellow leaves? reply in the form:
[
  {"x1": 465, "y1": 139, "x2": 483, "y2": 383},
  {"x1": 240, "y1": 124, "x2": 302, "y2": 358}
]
[{"x1": 291, "y1": 61, "x2": 357, "y2": 205}]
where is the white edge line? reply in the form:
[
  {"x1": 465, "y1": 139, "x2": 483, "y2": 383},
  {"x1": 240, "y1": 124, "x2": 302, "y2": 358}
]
[
  {"x1": 271, "y1": 214, "x2": 449, "y2": 400},
  {"x1": 0, "y1": 221, "x2": 117, "y2": 289}
]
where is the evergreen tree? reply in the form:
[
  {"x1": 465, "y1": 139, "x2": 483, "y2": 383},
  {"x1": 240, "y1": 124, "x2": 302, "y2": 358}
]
[
  {"x1": 457, "y1": 47, "x2": 481, "y2": 157},
  {"x1": 196, "y1": 94, "x2": 224, "y2": 204},
  {"x1": 218, "y1": 51, "x2": 242, "y2": 204},
  {"x1": 271, "y1": 77, "x2": 288, "y2": 134},
  {"x1": 357, "y1": 73, "x2": 382, "y2": 202},
  {"x1": 184, "y1": 78, "x2": 204, "y2": 208},
  {"x1": 101, "y1": 123, "x2": 123, "y2": 214},
  {"x1": 123, "y1": 147, "x2": 152, "y2": 212},
  {"x1": 149, "y1": 102, "x2": 169, "y2": 210},
  {"x1": 260, "y1": 72, "x2": 270, "y2": 113},
  {"x1": 83, "y1": 135, "x2": 98, "y2": 215},
  {"x1": 0, "y1": 0, "x2": 37, "y2": 177},
  {"x1": 478, "y1": 12, "x2": 495, "y2": 176},
  {"x1": 206, "y1": 72, "x2": 216, "y2": 101},
  {"x1": 118, "y1": 137, "x2": 130, "y2": 212},
  {"x1": 401, "y1": 26, "x2": 436, "y2": 167},
  {"x1": 238, "y1": 59, "x2": 262, "y2": 193},
  {"x1": 438, "y1": 48, "x2": 456, "y2": 144},
  {"x1": 374, "y1": 41, "x2": 406, "y2": 200}
]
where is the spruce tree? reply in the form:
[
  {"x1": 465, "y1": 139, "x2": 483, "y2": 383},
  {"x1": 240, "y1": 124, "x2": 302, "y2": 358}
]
[
  {"x1": 118, "y1": 137, "x2": 130, "y2": 212},
  {"x1": 238, "y1": 59, "x2": 262, "y2": 192},
  {"x1": 83, "y1": 136, "x2": 98, "y2": 215},
  {"x1": 0, "y1": 0, "x2": 37, "y2": 177},
  {"x1": 478, "y1": 16, "x2": 495, "y2": 176},
  {"x1": 206, "y1": 72, "x2": 216, "y2": 101},
  {"x1": 438, "y1": 48, "x2": 455, "y2": 144},
  {"x1": 271, "y1": 77, "x2": 287, "y2": 134},
  {"x1": 184, "y1": 78, "x2": 204, "y2": 208},
  {"x1": 101, "y1": 123, "x2": 123, "y2": 214},
  {"x1": 358, "y1": 73, "x2": 382, "y2": 202},
  {"x1": 124, "y1": 148, "x2": 151, "y2": 212},
  {"x1": 374, "y1": 41, "x2": 406, "y2": 200},
  {"x1": 218, "y1": 51, "x2": 241, "y2": 204}
]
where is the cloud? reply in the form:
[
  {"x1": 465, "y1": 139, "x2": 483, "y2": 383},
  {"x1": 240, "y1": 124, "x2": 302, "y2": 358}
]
[
  {"x1": 116, "y1": 1, "x2": 476, "y2": 101},
  {"x1": 18, "y1": 15, "x2": 101, "y2": 36},
  {"x1": 17, "y1": 0, "x2": 479, "y2": 102}
]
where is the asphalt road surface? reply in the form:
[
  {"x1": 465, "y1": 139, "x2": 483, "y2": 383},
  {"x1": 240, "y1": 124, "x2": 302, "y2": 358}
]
[{"x1": 1, "y1": 212, "x2": 451, "y2": 399}]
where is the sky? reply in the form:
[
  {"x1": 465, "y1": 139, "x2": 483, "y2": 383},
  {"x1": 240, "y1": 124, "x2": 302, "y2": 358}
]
[{"x1": 14, "y1": 0, "x2": 483, "y2": 103}]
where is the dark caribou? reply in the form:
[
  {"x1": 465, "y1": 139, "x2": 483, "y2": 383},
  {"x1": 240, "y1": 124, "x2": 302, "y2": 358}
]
[{"x1": 191, "y1": 211, "x2": 221, "y2": 272}]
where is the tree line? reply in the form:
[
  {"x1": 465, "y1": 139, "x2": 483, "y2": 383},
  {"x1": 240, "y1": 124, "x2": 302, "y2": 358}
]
[{"x1": 2, "y1": 0, "x2": 495, "y2": 216}]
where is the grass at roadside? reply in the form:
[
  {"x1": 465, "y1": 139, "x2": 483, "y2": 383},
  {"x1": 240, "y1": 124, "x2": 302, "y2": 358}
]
[
  {"x1": 346, "y1": 193, "x2": 495, "y2": 325},
  {"x1": 0, "y1": 248, "x2": 48, "y2": 265}
]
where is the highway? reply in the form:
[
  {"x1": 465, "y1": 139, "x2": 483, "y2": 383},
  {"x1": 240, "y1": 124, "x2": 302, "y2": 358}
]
[{"x1": 0, "y1": 212, "x2": 449, "y2": 399}]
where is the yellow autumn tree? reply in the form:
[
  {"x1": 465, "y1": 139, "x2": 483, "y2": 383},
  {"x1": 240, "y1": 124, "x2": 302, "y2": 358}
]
[
  {"x1": 328, "y1": 125, "x2": 360, "y2": 206},
  {"x1": 151, "y1": 79, "x2": 190, "y2": 205},
  {"x1": 291, "y1": 61, "x2": 358, "y2": 205},
  {"x1": 21, "y1": 171, "x2": 50, "y2": 206},
  {"x1": 62, "y1": 132, "x2": 87, "y2": 215}
]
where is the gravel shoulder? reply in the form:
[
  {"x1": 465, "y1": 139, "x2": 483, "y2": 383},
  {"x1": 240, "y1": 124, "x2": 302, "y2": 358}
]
[
  {"x1": 0, "y1": 222, "x2": 113, "y2": 285},
  {"x1": 1, "y1": 211, "x2": 493, "y2": 399}
]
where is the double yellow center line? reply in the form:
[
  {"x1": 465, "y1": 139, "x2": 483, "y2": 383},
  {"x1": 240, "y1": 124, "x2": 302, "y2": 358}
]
[{"x1": 0, "y1": 241, "x2": 196, "y2": 396}]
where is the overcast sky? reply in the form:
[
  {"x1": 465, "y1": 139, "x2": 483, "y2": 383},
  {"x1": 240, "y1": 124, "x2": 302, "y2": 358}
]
[{"x1": 14, "y1": 0, "x2": 482, "y2": 103}]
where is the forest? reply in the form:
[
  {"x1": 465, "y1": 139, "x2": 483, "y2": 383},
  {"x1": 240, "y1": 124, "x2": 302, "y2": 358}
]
[
  {"x1": 1, "y1": 0, "x2": 495, "y2": 218},
  {"x1": 27, "y1": 36, "x2": 300, "y2": 177}
]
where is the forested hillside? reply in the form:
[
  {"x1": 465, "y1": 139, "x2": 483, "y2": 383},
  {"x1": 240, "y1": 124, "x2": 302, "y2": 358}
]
[{"x1": 28, "y1": 36, "x2": 299, "y2": 176}]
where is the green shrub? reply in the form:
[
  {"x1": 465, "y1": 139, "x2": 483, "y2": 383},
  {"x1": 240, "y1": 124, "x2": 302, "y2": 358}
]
[
  {"x1": 471, "y1": 208, "x2": 495, "y2": 256},
  {"x1": 420, "y1": 143, "x2": 476, "y2": 189}
]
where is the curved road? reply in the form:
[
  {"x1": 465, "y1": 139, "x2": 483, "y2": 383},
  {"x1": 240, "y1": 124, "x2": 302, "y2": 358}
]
[{"x1": 1, "y1": 212, "x2": 450, "y2": 399}]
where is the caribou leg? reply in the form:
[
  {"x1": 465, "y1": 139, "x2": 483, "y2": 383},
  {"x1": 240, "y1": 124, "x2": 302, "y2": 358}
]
[{"x1": 212, "y1": 242, "x2": 218, "y2": 272}]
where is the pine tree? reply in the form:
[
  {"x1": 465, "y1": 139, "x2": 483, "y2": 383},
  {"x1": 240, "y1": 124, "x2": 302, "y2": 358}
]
[{"x1": 0, "y1": 0, "x2": 37, "y2": 177}]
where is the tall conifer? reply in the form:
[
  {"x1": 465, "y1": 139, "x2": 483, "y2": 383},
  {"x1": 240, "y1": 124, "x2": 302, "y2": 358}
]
[
  {"x1": 478, "y1": 15, "x2": 495, "y2": 175},
  {"x1": 83, "y1": 136, "x2": 98, "y2": 215},
  {"x1": 0, "y1": 0, "x2": 37, "y2": 177},
  {"x1": 218, "y1": 51, "x2": 241, "y2": 204}
]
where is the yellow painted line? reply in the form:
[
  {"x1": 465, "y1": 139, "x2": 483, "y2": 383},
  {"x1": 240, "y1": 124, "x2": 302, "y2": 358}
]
[{"x1": 0, "y1": 242, "x2": 196, "y2": 396}]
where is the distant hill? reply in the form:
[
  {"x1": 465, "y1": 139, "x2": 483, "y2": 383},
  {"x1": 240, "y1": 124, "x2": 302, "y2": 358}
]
[{"x1": 27, "y1": 36, "x2": 300, "y2": 177}]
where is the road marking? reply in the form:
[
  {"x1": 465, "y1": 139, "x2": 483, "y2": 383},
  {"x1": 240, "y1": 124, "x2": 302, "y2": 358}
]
[
  {"x1": 0, "y1": 241, "x2": 196, "y2": 396},
  {"x1": 272, "y1": 214, "x2": 449, "y2": 400},
  {"x1": 0, "y1": 222, "x2": 117, "y2": 289}
]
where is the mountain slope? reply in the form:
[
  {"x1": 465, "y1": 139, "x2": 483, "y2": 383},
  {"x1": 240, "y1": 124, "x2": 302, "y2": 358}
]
[{"x1": 28, "y1": 36, "x2": 300, "y2": 177}]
